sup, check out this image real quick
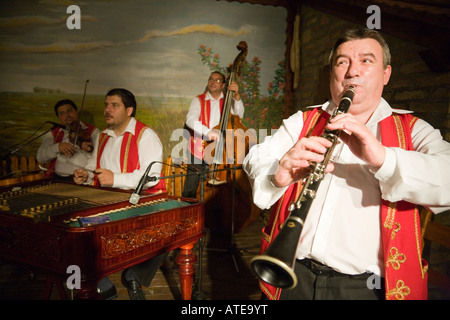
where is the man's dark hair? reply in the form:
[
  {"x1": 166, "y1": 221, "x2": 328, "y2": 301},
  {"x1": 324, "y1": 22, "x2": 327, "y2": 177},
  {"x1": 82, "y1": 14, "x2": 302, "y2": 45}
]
[
  {"x1": 210, "y1": 71, "x2": 226, "y2": 83},
  {"x1": 329, "y1": 28, "x2": 391, "y2": 68},
  {"x1": 54, "y1": 99, "x2": 77, "y2": 116},
  {"x1": 106, "y1": 88, "x2": 137, "y2": 117}
]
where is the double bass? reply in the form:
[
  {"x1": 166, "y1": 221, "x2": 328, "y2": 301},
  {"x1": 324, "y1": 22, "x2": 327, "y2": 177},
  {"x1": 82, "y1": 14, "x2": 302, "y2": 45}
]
[{"x1": 201, "y1": 41, "x2": 259, "y2": 234}]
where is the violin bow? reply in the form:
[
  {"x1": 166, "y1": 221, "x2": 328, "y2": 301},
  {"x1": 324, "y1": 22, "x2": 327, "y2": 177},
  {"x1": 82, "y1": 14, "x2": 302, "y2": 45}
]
[{"x1": 73, "y1": 79, "x2": 89, "y2": 147}]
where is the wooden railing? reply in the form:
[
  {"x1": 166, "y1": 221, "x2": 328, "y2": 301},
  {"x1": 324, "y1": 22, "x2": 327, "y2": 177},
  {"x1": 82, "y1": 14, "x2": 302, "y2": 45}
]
[
  {"x1": 163, "y1": 156, "x2": 187, "y2": 197},
  {"x1": 0, "y1": 155, "x2": 45, "y2": 186}
]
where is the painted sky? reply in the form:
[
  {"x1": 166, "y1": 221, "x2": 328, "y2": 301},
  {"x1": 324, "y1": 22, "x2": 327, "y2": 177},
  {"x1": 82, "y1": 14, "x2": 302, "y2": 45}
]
[{"x1": 0, "y1": 0, "x2": 287, "y2": 97}]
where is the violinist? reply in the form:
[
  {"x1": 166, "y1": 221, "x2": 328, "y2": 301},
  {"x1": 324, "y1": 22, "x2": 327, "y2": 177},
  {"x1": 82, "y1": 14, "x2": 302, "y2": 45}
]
[
  {"x1": 36, "y1": 99, "x2": 99, "y2": 180},
  {"x1": 182, "y1": 71, "x2": 245, "y2": 198}
]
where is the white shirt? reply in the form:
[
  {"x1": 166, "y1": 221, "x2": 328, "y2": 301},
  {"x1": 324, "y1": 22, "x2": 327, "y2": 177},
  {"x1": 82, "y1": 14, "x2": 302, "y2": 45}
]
[
  {"x1": 243, "y1": 98, "x2": 450, "y2": 276},
  {"x1": 84, "y1": 117, "x2": 163, "y2": 190},
  {"x1": 36, "y1": 123, "x2": 100, "y2": 176},
  {"x1": 185, "y1": 91, "x2": 245, "y2": 136}
]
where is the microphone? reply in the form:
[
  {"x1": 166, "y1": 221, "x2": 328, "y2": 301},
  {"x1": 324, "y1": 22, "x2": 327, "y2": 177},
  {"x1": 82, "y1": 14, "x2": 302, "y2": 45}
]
[
  {"x1": 129, "y1": 161, "x2": 156, "y2": 205},
  {"x1": 46, "y1": 121, "x2": 65, "y2": 128}
]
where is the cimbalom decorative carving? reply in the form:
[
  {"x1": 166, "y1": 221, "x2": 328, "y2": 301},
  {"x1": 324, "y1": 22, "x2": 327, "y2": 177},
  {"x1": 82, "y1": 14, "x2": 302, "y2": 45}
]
[{"x1": 101, "y1": 217, "x2": 198, "y2": 258}]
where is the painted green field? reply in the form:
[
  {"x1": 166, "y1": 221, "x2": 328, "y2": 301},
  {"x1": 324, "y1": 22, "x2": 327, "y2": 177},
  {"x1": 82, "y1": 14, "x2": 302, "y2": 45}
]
[
  {"x1": 1, "y1": 91, "x2": 283, "y2": 164},
  {"x1": 0, "y1": 91, "x2": 191, "y2": 159}
]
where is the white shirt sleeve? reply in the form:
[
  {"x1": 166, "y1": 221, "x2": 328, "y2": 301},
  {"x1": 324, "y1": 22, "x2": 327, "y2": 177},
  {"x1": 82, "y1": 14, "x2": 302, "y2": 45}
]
[
  {"x1": 231, "y1": 98, "x2": 244, "y2": 118},
  {"x1": 185, "y1": 97, "x2": 210, "y2": 137},
  {"x1": 243, "y1": 110, "x2": 304, "y2": 209},
  {"x1": 36, "y1": 131, "x2": 60, "y2": 163},
  {"x1": 375, "y1": 118, "x2": 450, "y2": 213}
]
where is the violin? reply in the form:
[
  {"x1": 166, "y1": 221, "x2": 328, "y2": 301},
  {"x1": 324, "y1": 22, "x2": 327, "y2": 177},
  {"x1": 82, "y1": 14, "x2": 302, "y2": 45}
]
[{"x1": 68, "y1": 120, "x2": 93, "y2": 152}]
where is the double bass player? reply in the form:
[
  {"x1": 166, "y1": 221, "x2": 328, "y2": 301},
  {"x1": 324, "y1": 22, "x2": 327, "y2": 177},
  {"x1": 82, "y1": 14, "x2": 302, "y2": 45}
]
[{"x1": 182, "y1": 71, "x2": 244, "y2": 198}]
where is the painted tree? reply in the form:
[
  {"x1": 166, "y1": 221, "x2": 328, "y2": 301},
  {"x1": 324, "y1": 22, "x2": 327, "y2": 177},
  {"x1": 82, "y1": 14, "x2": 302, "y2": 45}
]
[{"x1": 198, "y1": 44, "x2": 285, "y2": 131}]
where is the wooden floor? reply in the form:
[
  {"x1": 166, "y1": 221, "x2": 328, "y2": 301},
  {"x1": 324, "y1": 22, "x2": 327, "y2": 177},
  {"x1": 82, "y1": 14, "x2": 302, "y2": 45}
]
[
  {"x1": 1, "y1": 213, "x2": 448, "y2": 300},
  {"x1": 0, "y1": 216, "x2": 265, "y2": 300}
]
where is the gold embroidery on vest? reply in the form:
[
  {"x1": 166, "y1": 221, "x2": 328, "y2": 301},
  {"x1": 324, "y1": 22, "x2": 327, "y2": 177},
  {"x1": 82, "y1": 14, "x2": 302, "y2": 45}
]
[
  {"x1": 260, "y1": 282, "x2": 281, "y2": 300},
  {"x1": 413, "y1": 207, "x2": 428, "y2": 279},
  {"x1": 392, "y1": 115, "x2": 406, "y2": 149},
  {"x1": 386, "y1": 280, "x2": 411, "y2": 300},
  {"x1": 305, "y1": 111, "x2": 321, "y2": 138},
  {"x1": 202, "y1": 95, "x2": 209, "y2": 129},
  {"x1": 266, "y1": 193, "x2": 286, "y2": 244},
  {"x1": 136, "y1": 126, "x2": 147, "y2": 145},
  {"x1": 99, "y1": 134, "x2": 109, "y2": 150},
  {"x1": 135, "y1": 126, "x2": 148, "y2": 170},
  {"x1": 122, "y1": 134, "x2": 132, "y2": 173},
  {"x1": 386, "y1": 247, "x2": 406, "y2": 270},
  {"x1": 409, "y1": 116, "x2": 418, "y2": 129},
  {"x1": 383, "y1": 201, "x2": 397, "y2": 230},
  {"x1": 391, "y1": 222, "x2": 401, "y2": 239}
]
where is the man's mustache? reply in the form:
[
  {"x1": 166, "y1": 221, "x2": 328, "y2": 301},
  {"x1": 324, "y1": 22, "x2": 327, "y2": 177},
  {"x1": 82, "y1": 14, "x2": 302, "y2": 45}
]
[{"x1": 343, "y1": 79, "x2": 364, "y2": 87}]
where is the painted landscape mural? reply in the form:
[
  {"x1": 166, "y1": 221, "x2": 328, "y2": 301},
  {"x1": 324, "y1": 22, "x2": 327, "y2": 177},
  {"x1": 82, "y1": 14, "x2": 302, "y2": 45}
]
[{"x1": 0, "y1": 0, "x2": 287, "y2": 164}]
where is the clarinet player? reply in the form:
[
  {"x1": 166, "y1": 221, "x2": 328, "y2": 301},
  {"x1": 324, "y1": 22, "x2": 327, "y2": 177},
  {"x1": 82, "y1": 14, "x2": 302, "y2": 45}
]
[{"x1": 243, "y1": 28, "x2": 450, "y2": 300}]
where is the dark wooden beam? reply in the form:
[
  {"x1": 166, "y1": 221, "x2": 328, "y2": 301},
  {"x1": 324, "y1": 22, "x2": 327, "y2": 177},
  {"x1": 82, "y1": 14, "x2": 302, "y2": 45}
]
[{"x1": 299, "y1": 0, "x2": 450, "y2": 71}]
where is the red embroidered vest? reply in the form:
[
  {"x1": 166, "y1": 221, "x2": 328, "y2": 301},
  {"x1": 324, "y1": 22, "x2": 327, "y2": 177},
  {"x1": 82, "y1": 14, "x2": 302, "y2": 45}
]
[
  {"x1": 187, "y1": 92, "x2": 223, "y2": 160},
  {"x1": 259, "y1": 108, "x2": 428, "y2": 300},
  {"x1": 95, "y1": 120, "x2": 166, "y2": 193},
  {"x1": 45, "y1": 123, "x2": 96, "y2": 177}
]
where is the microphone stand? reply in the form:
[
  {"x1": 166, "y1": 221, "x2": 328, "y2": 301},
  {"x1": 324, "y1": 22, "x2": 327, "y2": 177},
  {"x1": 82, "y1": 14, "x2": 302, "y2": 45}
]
[
  {"x1": 183, "y1": 162, "x2": 240, "y2": 299},
  {"x1": 134, "y1": 158, "x2": 248, "y2": 300},
  {"x1": 189, "y1": 163, "x2": 208, "y2": 300},
  {"x1": 6, "y1": 128, "x2": 52, "y2": 157},
  {"x1": 141, "y1": 160, "x2": 240, "y2": 300},
  {"x1": 1, "y1": 123, "x2": 60, "y2": 176},
  {"x1": 205, "y1": 118, "x2": 240, "y2": 274}
]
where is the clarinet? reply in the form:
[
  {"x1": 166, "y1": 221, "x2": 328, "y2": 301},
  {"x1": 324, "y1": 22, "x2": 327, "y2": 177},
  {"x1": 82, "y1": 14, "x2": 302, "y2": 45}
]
[{"x1": 250, "y1": 86, "x2": 356, "y2": 289}]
